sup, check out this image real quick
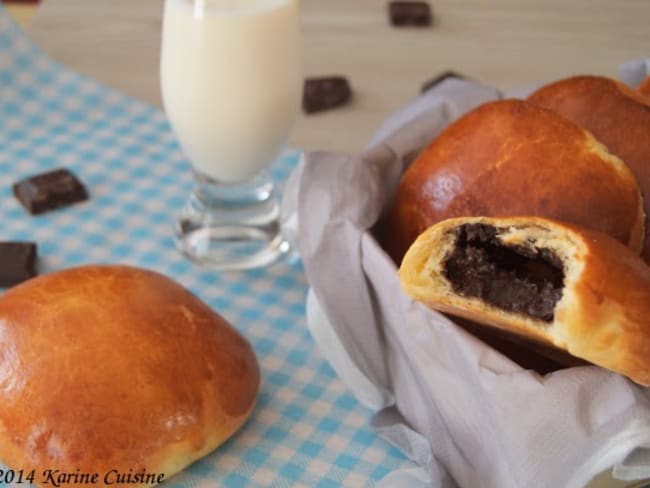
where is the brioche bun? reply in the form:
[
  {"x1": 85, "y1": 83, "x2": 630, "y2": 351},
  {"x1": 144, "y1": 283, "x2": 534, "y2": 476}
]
[
  {"x1": 0, "y1": 265, "x2": 259, "y2": 486},
  {"x1": 399, "y1": 216, "x2": 650, "y2": 386},
  {"x1": 384, "y1": 99, "x2": 645, "y2": 264},
  {"x1": 528, "y1": 75, "x2": 650, "y2": 261}
]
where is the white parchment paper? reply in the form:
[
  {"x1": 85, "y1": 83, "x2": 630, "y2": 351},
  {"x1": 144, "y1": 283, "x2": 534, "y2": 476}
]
[{"x1": 283, "y1": 60, "x2": 650, "y2": 488}]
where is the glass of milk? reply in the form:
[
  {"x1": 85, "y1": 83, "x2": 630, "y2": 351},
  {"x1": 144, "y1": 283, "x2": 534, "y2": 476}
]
[{"x1": 160, "y1": 0, "x2": 301, "y2": 269}]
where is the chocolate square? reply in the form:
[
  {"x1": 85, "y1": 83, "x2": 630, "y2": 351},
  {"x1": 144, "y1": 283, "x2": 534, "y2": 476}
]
[
  {"x1": 388, "y1": 1, "x2": 432, "y2": 27},
  {"x1": 0, "y1": 241, "x2": 37, "y2": 288},
  {"x1": 13, "y1": 168, "x2": 88, "y2": 215},
  {"x1": 303, "y1": 76, "x2": 352, "y2": 114},
  {"x1": 421, "y1": 71, "x2": 467, "y2": 93}
]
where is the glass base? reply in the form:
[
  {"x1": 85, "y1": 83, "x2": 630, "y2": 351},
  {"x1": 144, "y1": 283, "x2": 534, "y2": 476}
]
[{"x1": 174, "y1": 170, "x2": 290, "y2": 270}]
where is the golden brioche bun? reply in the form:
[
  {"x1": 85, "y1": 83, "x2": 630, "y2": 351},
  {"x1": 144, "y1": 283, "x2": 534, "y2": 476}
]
[
  {"x1": 528, "y1": 75, "x2": 650, "y2": 261},
  {"x1": 399, "y1": 216, "x2": 650, "y2": 386},
  {"x1": 0, "y1": 265, "x2": 260, "y2": 486},
  {"x1": 383, "y1": 99, "x2": 645, "y2": 264}
]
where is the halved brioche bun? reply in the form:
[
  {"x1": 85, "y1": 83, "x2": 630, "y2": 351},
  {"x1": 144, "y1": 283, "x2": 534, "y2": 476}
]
[{"x1": 400, "y1": 216, "x2": 650, "y2": 386}]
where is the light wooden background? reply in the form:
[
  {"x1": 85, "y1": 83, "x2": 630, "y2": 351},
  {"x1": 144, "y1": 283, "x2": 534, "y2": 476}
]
[{"x1": 25, "y1": 0, "x2": 650, "y2": 154}]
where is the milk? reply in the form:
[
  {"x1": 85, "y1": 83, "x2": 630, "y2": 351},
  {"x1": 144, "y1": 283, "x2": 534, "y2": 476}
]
[{"x1": 161, "y1": 0, "x2": 301, "y2": 183}]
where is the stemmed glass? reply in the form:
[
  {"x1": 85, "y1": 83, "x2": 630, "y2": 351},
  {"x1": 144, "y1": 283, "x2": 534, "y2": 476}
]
[{"x1": 160, "y1": 0, "x2": 301, "y2": 270}]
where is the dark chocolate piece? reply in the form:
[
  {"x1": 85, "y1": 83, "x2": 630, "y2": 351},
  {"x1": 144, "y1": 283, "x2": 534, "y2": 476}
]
[
  {"x1": 302, "y1": 76, "x2": 352, "y2": 114},
  {"x1": 388, "y1": 1, "x2": 432, "y2": 27},
  {"x1": 421, "y1": 71, "x2": 466, "y2": 93},
  {"x1": 0, "y1": 241, "x2": 37, "y2": 288},
  {"x1": 13, "y1": 168, "x2": 88, "y2": 215},
  {"x1": 443, "y1": 224, "x2": 565, "y2": 322}
]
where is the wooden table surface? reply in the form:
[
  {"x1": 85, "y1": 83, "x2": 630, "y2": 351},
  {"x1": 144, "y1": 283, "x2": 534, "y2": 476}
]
[{"x1": 26, "y1": 0, "x2": 650, "y2": 154}]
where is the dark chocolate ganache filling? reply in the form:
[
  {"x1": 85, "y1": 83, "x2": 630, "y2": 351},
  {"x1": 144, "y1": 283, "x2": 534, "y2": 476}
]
[{"x1": 443, "y1": 224, "x2": 565, "y2": 322}]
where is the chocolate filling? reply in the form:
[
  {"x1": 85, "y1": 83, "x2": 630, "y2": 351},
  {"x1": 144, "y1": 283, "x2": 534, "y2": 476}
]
[{"x1": 443, "y1": 224, "x2": 564, "y2": 322}]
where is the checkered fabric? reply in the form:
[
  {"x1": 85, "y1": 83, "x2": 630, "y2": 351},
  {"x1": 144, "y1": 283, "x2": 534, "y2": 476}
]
[{"x1": 0, "y1": 7, "x2": 411, "y2": 487}]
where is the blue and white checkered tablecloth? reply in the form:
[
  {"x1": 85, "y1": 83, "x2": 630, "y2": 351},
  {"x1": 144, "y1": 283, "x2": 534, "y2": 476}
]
[{"x1": 0, "y1": 7, "x2": 412, "y2": 487}]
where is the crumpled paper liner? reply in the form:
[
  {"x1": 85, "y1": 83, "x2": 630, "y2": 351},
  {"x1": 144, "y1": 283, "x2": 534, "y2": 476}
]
[{"x1": 282, "y1": 60, "x2": 650, "y2": 488}]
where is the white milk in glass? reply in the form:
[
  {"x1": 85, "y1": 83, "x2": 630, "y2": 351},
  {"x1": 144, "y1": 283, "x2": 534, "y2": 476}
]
[{"x1": 161, "y1": 0, "x2": 301, "y2": 183}]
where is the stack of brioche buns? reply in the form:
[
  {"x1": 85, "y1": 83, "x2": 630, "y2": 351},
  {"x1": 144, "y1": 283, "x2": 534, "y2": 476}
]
[{"x1": 389, "y1": 74, "x2": 650, "y2": 386}]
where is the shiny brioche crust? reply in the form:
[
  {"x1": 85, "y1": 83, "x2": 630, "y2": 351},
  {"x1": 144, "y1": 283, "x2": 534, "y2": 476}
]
[
  {"x1": 0, "y1": 265, "x2": 260, "y2": 486},
  {"x1": 399, "y1": 216, "x2": 650, "y2": 386},
  {"x1": 528, "y1": 75, "x2": 650, "y2": 261},
  {"x1": 385, "y1": 99, "x2": 645, "y2": 265}
]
